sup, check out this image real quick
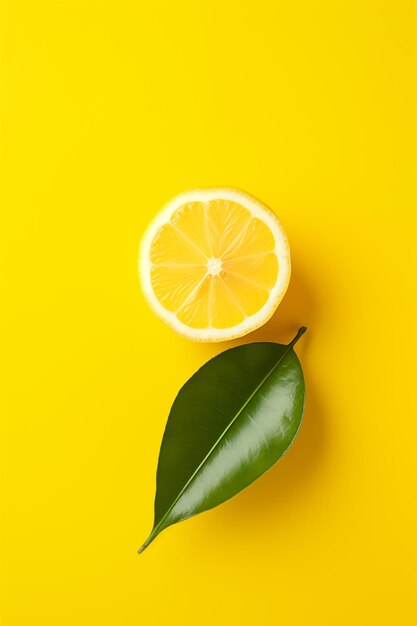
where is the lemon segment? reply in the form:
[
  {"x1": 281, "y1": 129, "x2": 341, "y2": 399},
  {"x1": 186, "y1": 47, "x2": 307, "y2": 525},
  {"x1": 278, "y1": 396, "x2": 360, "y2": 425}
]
[{"x1": 139, "y1": 188, "x2": 291, "y2": 342}]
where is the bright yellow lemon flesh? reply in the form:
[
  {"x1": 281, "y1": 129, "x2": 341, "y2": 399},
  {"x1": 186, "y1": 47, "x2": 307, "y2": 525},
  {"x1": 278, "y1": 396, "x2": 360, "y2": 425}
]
[{"x1": 139, "y1": 188, "x2": 291, "y2": 342}]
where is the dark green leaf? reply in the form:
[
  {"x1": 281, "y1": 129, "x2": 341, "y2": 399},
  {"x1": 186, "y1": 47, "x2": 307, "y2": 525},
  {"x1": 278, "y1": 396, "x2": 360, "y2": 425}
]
[{"x1": 139, "y1": 327, "x2": 307, "y2": 553}]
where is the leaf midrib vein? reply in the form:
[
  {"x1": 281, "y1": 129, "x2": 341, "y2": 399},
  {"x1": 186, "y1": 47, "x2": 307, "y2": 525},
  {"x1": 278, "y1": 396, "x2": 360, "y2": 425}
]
[{"x1": 152, "y1": 343, "x2": 294, "y2": 538}]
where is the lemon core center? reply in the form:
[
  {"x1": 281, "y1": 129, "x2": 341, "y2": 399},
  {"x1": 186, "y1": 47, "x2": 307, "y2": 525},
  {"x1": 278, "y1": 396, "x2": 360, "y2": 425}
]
[{"x1": 207, "y1": 257, "x2": 222, "y2": 276}]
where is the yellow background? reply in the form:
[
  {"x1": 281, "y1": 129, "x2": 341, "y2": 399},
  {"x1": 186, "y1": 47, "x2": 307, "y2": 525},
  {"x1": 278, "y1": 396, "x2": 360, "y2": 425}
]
[{"x1": 1, "y1": 1, "x2": 416, "y2": 624}]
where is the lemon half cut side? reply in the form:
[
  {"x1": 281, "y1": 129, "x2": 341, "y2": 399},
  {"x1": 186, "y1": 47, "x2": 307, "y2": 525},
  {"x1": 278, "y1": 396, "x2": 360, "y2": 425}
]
[{"x1": 139, "y1": 188, "x2": 291, "y2": 342}]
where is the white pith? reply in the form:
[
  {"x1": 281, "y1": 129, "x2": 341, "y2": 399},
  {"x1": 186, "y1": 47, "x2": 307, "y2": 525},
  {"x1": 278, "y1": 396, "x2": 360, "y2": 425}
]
[{"x1": 138, "y1": 188, "x2": 291, "y2": 342}]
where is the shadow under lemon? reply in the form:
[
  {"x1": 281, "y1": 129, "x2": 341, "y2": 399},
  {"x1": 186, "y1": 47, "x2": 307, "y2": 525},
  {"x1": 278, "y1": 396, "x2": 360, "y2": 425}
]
[{"x1": 232, "y1": 261, "x2": 316, "y2": 347}]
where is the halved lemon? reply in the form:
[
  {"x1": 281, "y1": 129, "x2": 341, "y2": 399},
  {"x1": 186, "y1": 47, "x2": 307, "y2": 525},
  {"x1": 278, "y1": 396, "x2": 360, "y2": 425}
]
[{"x1": 139, "y1": 188, "x2": 291, "y2": 342}]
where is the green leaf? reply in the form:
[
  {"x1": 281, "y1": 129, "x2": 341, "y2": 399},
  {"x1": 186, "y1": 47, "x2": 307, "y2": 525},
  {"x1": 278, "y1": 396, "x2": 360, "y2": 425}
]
[{"x1": 139, "y1": 327, "x2": 307, "y2": 554}]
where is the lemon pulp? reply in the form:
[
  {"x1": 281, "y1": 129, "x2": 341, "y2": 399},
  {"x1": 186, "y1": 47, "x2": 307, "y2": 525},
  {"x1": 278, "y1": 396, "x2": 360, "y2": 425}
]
[{"x1": 149, "y1": 199, "x2": 279, "y2": 330}]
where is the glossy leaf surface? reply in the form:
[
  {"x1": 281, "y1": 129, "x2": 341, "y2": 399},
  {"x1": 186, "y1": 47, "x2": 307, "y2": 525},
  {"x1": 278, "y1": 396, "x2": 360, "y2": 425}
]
[{"x1": 139, "y1": 327, "x2": 306, "y2": 553}]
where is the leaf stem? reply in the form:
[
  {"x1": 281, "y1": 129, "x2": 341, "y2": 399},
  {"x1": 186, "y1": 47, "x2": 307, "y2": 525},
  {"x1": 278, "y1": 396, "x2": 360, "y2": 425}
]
[{"x1": 288, "y1": 326, "x2": 307, "y2": 349}]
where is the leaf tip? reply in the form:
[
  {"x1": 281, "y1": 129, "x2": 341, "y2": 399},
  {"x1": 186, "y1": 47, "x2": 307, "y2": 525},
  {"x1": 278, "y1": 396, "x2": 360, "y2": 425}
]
[{"x1": 137, "y1": 531, "x2": 157, "y2": 555}]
